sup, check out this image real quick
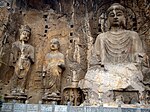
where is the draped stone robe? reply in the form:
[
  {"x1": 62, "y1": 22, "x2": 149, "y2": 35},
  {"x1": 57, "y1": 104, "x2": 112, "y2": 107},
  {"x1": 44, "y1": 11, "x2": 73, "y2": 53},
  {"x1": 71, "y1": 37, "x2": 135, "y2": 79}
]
[
  {"x1": 11, "y1": 41, "x2": 34, "y2": 93},
  {"x1": 79, "y1": 30, "x2": 146, "y2": 96},
  {"x1": 95, "y1": 30, "x2": 143, "y2": 65},
  {"x1": 43, "y1": 51, "x2": 65, "y2": 95}
]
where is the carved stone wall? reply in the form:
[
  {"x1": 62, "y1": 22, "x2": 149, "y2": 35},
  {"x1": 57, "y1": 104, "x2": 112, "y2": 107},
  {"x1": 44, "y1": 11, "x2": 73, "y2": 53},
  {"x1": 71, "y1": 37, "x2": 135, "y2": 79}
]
[{"x1": 0, "y1": 0, "x2": 150, "y2": 104}]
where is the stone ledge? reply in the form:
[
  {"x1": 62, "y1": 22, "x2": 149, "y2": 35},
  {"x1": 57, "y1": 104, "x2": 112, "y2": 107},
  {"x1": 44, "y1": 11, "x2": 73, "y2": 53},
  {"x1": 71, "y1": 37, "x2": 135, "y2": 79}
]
[{"x1": 1, "y1": 103, "x2": 150, "y2": 112}]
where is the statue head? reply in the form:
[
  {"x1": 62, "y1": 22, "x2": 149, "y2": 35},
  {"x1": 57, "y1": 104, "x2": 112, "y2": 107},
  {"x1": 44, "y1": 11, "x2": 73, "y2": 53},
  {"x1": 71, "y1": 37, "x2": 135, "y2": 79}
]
[
  {"x1": 50, "y1": 38, "x2": 60, "y2": 51},
  {"x1": 20, "y1": 25, "x2": 31, "y2": 42},
  {"x1": 107, "y1": 3, "x2": 126, "y2": 29}
]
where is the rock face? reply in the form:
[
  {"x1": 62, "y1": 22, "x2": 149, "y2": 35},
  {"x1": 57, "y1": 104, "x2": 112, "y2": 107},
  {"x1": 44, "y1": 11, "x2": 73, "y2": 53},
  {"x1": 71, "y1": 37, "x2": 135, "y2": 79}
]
[{"x1": 0, "y1": 0, "x2": 150, "y2": 105}]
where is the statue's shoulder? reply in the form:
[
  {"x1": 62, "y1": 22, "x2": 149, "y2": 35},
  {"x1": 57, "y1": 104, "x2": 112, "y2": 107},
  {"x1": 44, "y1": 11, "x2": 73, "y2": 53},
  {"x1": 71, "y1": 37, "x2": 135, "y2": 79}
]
[
  {"x1": 56, "y1": 52, "x2": 65, "y2": 58},
  {"x1": 29, "y1": 44, "x2": 34, "y2": 50},
  {"x1": 23, "y1": 44, "x2": 34, "y2": 53},
  {"x1": 96, "y1": 32, "x2": 108, "y2": 40},
  {"x1": 12, "y1": 41, "x2": 21, "y2": 45},
  {"x1": 126, "y1": 30, "x2": 139, "y2": 37},
  {"x1": 12, "y1": 41, "x2": 21, "y2": 49},
  {"x1": 26, "y1": 43, "x2": 34, "y2": 48}
]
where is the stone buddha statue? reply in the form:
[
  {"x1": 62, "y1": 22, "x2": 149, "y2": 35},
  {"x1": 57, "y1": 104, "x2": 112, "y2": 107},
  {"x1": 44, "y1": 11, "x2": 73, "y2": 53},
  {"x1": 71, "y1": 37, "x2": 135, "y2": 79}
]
[
  {"x1": 79, "y1": 3, "x2": 149, "y2": 105},
  {"x1": 10, "y1": 25, "x2": 34, "y2": 95},
  {"x1": 43, "y1": 38, "x2": 65, "y2": 98}
]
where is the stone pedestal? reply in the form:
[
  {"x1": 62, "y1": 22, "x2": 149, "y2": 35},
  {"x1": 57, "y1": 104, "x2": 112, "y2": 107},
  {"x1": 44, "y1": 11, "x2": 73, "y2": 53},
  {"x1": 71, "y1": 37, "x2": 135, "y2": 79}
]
[
  {"x1": 4, "y1": 94, "x2": 27, "y2": 103},
  {"x1": 113, "y1": 90, "x2": 139, "y2": 104},
  {"x1": 62, "y1": 87, "x2": 84, "y2": 106},
  {"x1": 42, "y1": 96, "x2": 61, "y2": 104},
  {"x1": 113, "y1": 89, "x2": 150, "y2": 104}
]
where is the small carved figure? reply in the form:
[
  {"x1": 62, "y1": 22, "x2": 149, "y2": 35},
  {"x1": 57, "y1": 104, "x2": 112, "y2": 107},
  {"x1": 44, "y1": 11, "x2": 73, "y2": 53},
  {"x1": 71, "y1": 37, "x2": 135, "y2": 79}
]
[
  {"x1": 10, "y1": 25, "x2": 34, "y2": 95},
  {"x1": 79, "y1": 3, "x2": 149, "y2": 105},
  {"x1": 43, "y1": 38, "x2": 65, "y2": 97}
]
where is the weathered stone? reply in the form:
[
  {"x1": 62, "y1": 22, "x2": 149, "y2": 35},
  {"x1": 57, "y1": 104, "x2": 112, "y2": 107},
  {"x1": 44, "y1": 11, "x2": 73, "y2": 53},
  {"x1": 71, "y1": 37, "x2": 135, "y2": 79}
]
[
  {"x1": 42, "y1": 38, "x2": 65, "y2": 101},
  {"x1": 4, "y1": 95, "x2": 27, "y2": 103},
  {"x1": 9, "y1": 25, "x2": 34, "y2": 96},
  {"x1": 0, "y1": 0, "x2": 150, "y2": 106},
  {"x1": 62, "y1": 87, "x2": 84, "y2": 106},
  {"x1": 79, "y1": 3, "x2": 149, "y2": 105}
]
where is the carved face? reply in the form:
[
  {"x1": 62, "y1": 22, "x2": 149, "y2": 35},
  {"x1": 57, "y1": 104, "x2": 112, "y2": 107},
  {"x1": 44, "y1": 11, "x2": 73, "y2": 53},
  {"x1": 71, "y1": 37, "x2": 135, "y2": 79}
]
[
  {"x1": 20, "y1": 30, "x2": 30, "y2": 41},
  {"x1": 50, "y1": 39, "x2": 60, "y2": 51},
  {"x1": 108, "y1": 6, "x2": 125, "y2": 27}
]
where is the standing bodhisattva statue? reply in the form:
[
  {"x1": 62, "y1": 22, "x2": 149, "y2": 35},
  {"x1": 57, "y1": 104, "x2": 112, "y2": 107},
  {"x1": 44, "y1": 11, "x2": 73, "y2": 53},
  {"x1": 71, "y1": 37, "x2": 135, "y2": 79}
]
[
  {"x1": 10, "y1": 25, "x2": 34, "y2": 95},
  {"x1": 43, "y1": 38, "x2": 65, "y2": 97},
  {"x1": 79, "y1": 3, "x2": 149, "y2": 105}
]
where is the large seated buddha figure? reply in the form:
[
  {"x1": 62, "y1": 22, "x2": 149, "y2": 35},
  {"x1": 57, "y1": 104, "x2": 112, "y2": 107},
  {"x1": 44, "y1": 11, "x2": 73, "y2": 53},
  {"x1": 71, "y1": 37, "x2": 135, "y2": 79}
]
[{"x1": 79, "y1": 3, "x2": 149, "y2": 105}]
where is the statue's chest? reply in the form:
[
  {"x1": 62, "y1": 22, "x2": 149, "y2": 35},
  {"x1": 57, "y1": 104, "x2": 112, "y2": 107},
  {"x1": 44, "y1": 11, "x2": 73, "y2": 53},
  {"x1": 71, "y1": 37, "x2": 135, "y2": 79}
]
[
  {"x1": 104, "y1": 33, "x2": 132, "y2": 54},
  {"x1": 102, "y1": 33, "x2": 133, "y2": 63},
  {"x1": 46, "y1": 53, "x2": 63, "y2": 63}
]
